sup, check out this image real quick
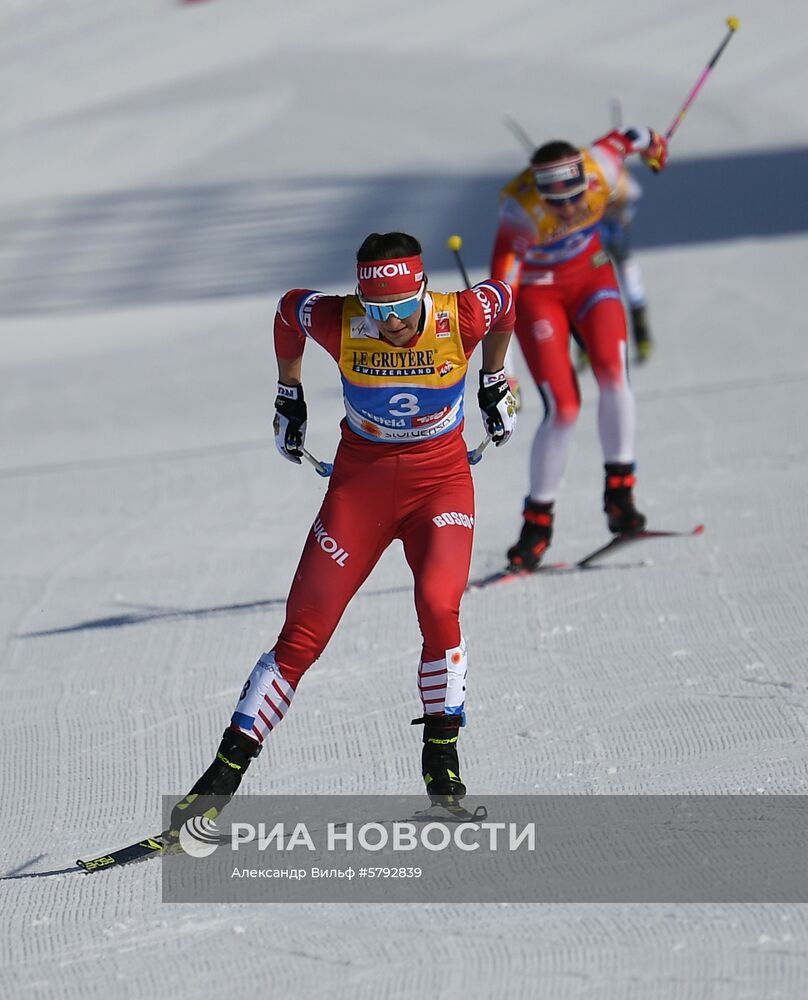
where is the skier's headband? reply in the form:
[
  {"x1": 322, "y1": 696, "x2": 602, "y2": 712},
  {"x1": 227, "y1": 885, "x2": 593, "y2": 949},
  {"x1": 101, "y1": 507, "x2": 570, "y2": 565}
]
[
  {"x1": 356, "y1": 255, "x2": 424, "y2": 299},
  {"x1": 532, "y1": 154, "x2": 587, "y2": 201}
]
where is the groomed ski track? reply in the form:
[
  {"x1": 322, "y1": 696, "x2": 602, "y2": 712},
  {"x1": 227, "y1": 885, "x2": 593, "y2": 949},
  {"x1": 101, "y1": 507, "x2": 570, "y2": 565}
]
[{"x1": 2, "y1": 2, "x2": 808, "y2": 998}]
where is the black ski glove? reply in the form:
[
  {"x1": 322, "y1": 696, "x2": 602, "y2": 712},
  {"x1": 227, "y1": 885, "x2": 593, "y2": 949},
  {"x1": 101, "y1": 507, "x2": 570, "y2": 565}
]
[
  {"x1": 273, "y1": 382, "x2": 307, "y2": 464},
  {"x1": 477, "y1": 368, "x2": 517, "y2": 446}
]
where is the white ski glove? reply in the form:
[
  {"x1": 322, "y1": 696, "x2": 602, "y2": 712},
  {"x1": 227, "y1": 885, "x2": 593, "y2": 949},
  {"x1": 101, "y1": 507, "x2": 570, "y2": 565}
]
[
  {"x1": 273, "y1": 382, "x2": 307, "y2": 464},
  {"x1": 477, "y1": 368, "x2": 517, "y2": 446}
]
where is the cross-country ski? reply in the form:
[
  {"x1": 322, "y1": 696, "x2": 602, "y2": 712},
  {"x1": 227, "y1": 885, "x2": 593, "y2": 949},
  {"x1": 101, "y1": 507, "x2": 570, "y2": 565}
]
[{"x1": 468, "y1": 524, "x2": 704, "y2": 588}]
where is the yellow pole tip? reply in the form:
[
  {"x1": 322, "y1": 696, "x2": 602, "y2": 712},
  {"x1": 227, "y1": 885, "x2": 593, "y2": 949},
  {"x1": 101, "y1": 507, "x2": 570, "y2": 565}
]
[
  {"x1": 726, "y1": 16, "x2": 739, "y2": 30},
  {"x1": 447, "y1": 235, "x2": 463, "y2": 252}
]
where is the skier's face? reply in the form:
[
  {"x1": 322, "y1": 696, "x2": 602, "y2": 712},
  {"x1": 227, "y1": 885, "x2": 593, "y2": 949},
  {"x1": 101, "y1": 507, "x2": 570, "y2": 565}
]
[
  {"x1": 542, "y1": 191, "x2": 586, "y2": 223},
  {"x1": 361, "y1": 285, "x2": 425, "y2": 345},
  {"x1": 374, "y1": 307, "x2": 424, "y2": 346}
]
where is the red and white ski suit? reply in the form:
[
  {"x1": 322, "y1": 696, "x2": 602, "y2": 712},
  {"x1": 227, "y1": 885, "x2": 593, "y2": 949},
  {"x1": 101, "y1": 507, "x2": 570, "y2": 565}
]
[
  {"x1": 491, "y1": 129, "x2": 650, "y2": 502},
  {"x1": 230, "y1": 283, "x2": 514, "y2": 744}
]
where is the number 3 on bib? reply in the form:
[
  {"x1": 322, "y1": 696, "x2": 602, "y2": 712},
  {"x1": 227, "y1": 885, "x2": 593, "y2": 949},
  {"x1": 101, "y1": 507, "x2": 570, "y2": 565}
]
[{"x1": 389, "y1": 393, "x2": 420, "y2": 417}]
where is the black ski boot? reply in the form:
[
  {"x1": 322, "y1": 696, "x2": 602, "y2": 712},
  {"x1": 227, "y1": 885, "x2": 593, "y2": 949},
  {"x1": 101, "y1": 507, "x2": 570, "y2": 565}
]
[
  {"x1": 165, "y1": 727, "x2": 262, "y2": 839},
  {"x1": 507, "y1": 498, "x2": 554, "y2": 570},
  {"x1": 604, "y1": 463, "x2": 647, "y2": 534},
  {"x1": 631, "y1": 306, "x2": 653, "y2": 363},
  {"x1": 412, "y1": 714, "x2": 466, "y2": 804}
]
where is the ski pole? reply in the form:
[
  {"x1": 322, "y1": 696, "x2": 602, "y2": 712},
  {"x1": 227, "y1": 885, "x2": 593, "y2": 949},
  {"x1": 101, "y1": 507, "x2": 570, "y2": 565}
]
[
  {"x1": 447, "y1": 235, "x2": 504, "y2": 467},
  {"x1": 447, "y1": 237, "x2": 490, "y2": 465},
  {"x1": 666, "y1": 16, "x2": 740, "y2": 141},
  {"x1": 306, "y1": 435, "x2": 486, "y2": 473},
  {"x1": 447, "y1": 234, "x2": 472, "y2": 290},
  {"x1": 502, "y1": 114, "x2": 535, "y2": 156},
  {"x1": 467, "y1": 434, "x2": 491, "y2": 466},
  {"x1": 301, "y1": 448, "x2": 333, "y2": 477}
]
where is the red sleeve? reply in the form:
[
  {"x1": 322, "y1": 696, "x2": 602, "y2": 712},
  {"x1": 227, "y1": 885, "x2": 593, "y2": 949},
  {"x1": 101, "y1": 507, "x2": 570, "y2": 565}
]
[
  {"x1": 490, "y1": 207, "x2": 533, "y2": 296},
  {"x1": 456, "y1": 280, "x2": 515, "y2": 356},
  {"x1": 591, "y1": 127, "x2": 651, "y2": 169},
  {"x1": 274, "y1": 289, "x2": 346, "y2": 363}
]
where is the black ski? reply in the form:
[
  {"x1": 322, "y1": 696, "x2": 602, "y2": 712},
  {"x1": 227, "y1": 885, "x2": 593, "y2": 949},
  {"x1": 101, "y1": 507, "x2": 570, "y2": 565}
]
[
  {"x1": 77, "y1": 833, "x2": 174, "y2": 873},
  {"x1": 575, "y1": 523, "x2": 705, "y2": 568},
  {"x1": 468, "y1": 524, "x2": 704, "y2": 589},
  {"x1": 412, "y1": 802, "x2": 489, "y2": 823}
]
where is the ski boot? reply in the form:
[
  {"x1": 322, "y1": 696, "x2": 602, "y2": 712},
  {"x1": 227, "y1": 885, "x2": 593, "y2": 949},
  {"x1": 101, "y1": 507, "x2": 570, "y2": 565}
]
[
  {"x1": 412, "y1": 714, "x2": 466, "y2": 804},
  {"x1": 165, "y1": 727, "x2": 262, "y2": 841},
  {"x1": 631, "y1": 306, "x2": 653, "y2": 363},
  {"x1": 507, "y1": 499, "x2": 554, "y2": 570},
  {"x1": 603, "y1": 463, "x2": 647, "y2": 534}
]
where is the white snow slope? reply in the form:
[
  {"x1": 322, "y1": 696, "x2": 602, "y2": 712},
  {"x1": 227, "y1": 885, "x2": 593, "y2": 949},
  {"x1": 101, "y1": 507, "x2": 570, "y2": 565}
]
[{"x1": 2, "y1": 1, "x2": 808, "y2": 998}]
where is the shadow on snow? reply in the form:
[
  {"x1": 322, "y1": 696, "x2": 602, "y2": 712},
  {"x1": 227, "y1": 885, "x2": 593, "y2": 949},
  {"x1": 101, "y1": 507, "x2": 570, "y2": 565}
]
[{"x1": 1, "y1": 147, "x2": 805, "y2": 317}]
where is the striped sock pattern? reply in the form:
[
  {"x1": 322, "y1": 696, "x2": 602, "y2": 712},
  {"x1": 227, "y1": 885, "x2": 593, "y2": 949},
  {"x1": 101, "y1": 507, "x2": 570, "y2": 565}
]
[
  {"x1": 230, "y1": 651, "x2": 295, "y2": 743},
  {"x1": 418, "y1": 639, "x2": 467, "y2": 716},
  {"x1": 418, "y1": 656, "x2": 448, "y2": 714}
]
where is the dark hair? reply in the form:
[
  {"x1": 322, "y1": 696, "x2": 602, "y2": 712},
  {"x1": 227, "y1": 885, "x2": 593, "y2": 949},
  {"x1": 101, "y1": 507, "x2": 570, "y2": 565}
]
[
  {"x1": 356, "y1": 232, "x2": 422, "y2": 262},
  {"x1": 530, "y1": 140, "x2": 579, "y2": 166}
]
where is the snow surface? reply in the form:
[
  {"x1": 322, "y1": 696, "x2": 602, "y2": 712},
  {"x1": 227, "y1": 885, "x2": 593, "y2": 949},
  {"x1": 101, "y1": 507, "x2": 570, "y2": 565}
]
[{"x1": 2, "y1": 0, "x2": 808, "y2": 997}]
